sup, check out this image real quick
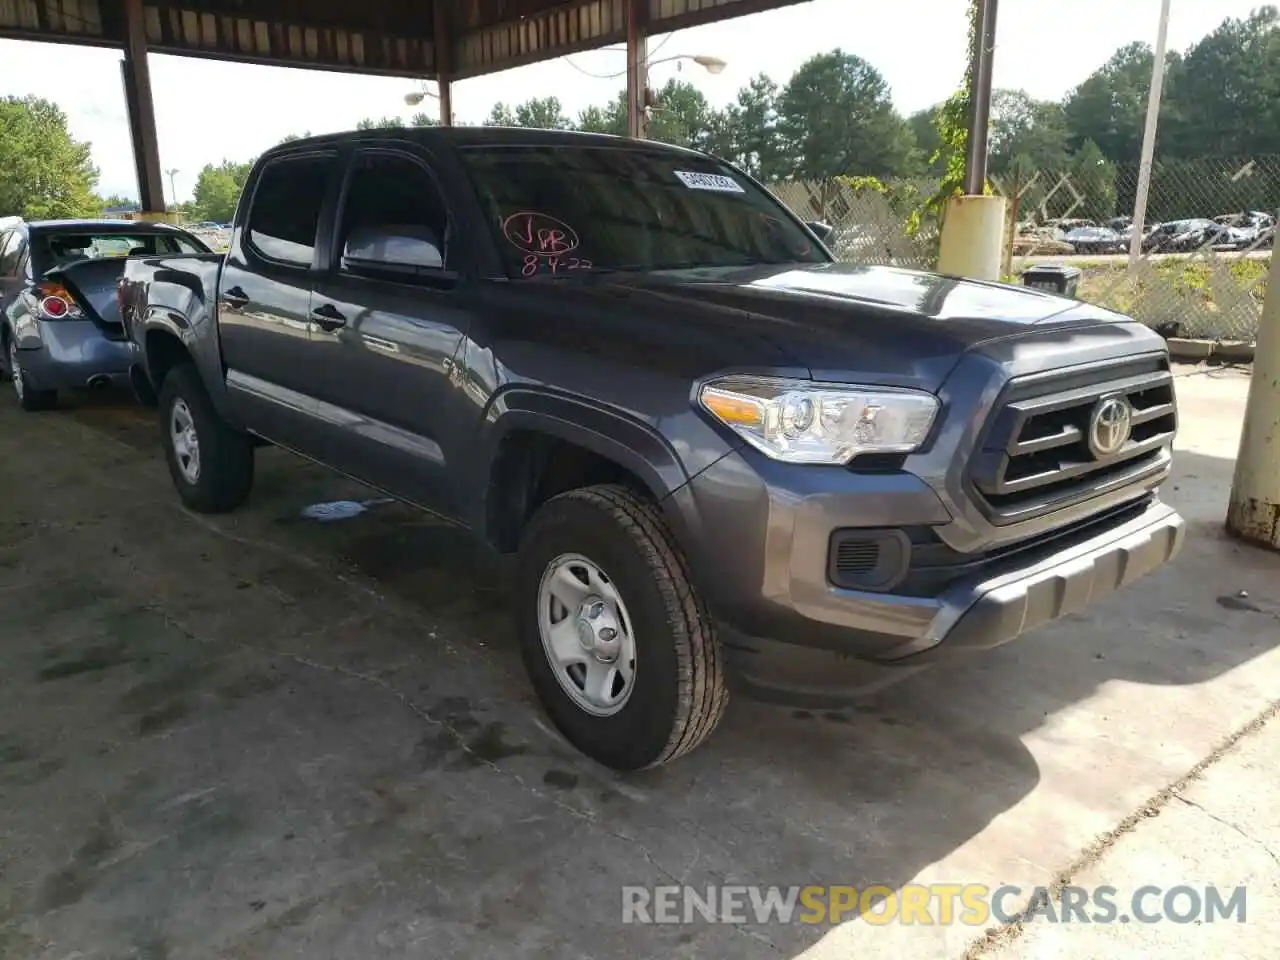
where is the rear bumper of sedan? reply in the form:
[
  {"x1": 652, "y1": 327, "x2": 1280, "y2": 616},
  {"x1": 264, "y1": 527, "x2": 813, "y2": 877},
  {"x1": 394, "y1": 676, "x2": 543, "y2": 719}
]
[{"x1": 14, "y1": 320, "x2": 133, "y2": 391}]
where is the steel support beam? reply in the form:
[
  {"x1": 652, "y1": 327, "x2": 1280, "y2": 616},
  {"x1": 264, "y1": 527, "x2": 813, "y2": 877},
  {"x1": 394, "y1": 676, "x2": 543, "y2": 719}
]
[
  {"x1": 626, "y1": 0, "x2": 647, "y2": 139},
  {"x1": 122, "y1": 0, "x2": 166, "y2": 214},
  {"x1": 433, "y1": 0, "x2": 453, "y2": 126},
  {"x1": 961, "y1": 0, "x2": 998, "y2": 195}
]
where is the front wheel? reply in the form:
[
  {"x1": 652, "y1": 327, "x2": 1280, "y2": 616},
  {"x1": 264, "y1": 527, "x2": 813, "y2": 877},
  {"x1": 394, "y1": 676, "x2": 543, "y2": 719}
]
[
  {"x1": 158, "y1": 363, "x2": 254, "y2": 513},
  {"x1": 516, "y1": 484, "x2": 727, "y2": 770}
]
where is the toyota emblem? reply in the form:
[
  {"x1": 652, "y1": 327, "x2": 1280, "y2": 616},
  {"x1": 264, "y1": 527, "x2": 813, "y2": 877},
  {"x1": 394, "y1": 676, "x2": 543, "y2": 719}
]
[{"x1": 1088, "y1": 395, "x2": 1133, "y2": 459}]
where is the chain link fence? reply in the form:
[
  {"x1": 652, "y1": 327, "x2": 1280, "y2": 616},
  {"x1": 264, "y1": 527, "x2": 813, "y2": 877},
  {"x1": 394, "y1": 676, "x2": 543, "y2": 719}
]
[
  {"x1": 768, "y1": 179, "x2": 938, "y2": 271},
  {"x1": 769, "y1": 155, "x2": 1279, "y2": 342}
]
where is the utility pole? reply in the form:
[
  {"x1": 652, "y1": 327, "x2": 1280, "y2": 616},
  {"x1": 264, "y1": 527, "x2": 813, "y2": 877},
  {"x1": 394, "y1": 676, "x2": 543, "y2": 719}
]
[
  {"x1": 1226, "y1": 250, "x2": 1280, "y2": 549},
  {"x1": 1128, "y1": 0, "x2": 1172, "y2": 268},
  {"x1": 165, "y1": 168, "x2": 179, "y2": 210}
]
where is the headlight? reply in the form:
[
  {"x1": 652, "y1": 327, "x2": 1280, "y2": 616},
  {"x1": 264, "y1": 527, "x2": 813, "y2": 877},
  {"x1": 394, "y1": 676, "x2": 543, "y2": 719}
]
[{"x1": 698, "y1": 376, "x2": 939, "y2": 465}]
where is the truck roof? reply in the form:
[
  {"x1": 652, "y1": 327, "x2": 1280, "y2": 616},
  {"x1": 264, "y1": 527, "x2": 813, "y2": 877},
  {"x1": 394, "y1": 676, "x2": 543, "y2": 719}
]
[{"x1": 269, "y1": 125, "x2": 705, "y2": 157}]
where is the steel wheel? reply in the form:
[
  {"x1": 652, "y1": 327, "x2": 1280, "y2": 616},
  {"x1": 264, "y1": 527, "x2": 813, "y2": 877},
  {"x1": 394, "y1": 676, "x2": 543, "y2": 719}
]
[
  {"x1": 9, "y1": 340, "x2": 23, "y2": 402},
  {"x1": 537, "y1": 552, "x2": 637, "y2": 717},
  {"x1": 169, "y1": 397, "x2": 201, "y2": 484}
]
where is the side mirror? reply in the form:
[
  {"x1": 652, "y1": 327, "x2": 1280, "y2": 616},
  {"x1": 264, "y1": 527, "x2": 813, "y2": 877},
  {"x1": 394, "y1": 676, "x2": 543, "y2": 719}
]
[
  {"x1": 806, "y1": 220, "x2": 835, "y2": 244},
  {"x1": 343, "y1": 224, "x2": 444, "y2": 273}
]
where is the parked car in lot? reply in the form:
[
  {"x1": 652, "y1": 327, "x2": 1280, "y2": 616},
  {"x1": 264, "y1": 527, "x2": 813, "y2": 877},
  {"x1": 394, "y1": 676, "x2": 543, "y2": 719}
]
[
  {"x1": 0, "y1": 217, "x2": 209, "y2": 410},
  {"x1": 120, "y1": 128, "x2": 1185, "y2": 770},
  {"x1": 1213, "y1": 211, "x2": 1276, "y2": 250},
  {"x1": 1064, "y1": 224, "x2": 1124, "y2": 254}
]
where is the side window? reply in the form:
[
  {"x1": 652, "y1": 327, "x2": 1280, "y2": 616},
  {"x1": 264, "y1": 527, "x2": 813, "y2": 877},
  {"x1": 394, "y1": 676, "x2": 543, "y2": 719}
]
[
  {"x1": 0, "y1": 231, "x2": 21, "y2": 277},
  {"x1": 246, "y1": 154, "x2": 333, "y2": 266},
  {"x1": 338, "y1": 151, "x2": 450, "y2": 272}
]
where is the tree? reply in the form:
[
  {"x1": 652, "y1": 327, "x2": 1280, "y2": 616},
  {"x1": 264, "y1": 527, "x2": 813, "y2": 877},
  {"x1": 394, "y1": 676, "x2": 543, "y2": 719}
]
[
  {"x1": 484, "y1": 102, "x2": 517, "y2": 126},
  {"x1": 1162, "y1": 6, "x2": 1280, "y2": 157},
  {"x1": 356, "y1": 116, "x2": 405, "y2": 130},
  {"x1": 718, "y1": 74, "x2": 786, "y2": 181},
  {"x1": 1068, "y1": 139, "x2": 1117, "y2": 220},
  {"x1": 1062, "y1": 42, "x2": 1163, "y2": 164},
  {"x1": 646, "y1": 79, "x2": 722, "y2": 151},
  {"x1": 189, "y1": 159, "x2": 252, "y2": 223},
  {"x1": 485, "y1": 97, "x2": 571, "y2": 129},
  {"x1": 577, "y1": 98, "x2": 626, "y2": 136},
  {"x1": 777, "y1": 50, "x2": 915, "y2": 180},
  {"x1": 98, "y1": 194, "x2": 139, "y2": 212},
  {"x1": 907, "y1": 106, "x2": 945, "y2": 174},
  {"x1": 0, "y1": 96, "x2": 101, "y2": 219},
  {"x1": 988, "y1": 89, "x2": 1069, "y2": 175},
  {"x1": 408, "y1": 111, "x2": 439, "y2": 127}
]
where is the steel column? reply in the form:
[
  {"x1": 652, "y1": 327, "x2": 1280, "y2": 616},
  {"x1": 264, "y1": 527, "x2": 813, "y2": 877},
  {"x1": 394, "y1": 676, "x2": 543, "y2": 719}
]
[
  {"x1": 626, "y1": 0, "x2": 648, "y2": 139},
  {"x1": 433, "y1": 0, "x2": 453, "y2": 126},
  {"x1": 121, "y1": 0, "x2": 166, "y2": 214},
  {"x1": 961, "y1": 0, "x2": 999, "y2": 195}
]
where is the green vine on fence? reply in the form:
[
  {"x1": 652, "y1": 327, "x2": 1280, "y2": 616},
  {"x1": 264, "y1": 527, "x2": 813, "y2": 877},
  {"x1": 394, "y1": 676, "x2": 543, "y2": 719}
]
[{"x1": 907, "y1": 0, "x2": 983, "y2": 237}]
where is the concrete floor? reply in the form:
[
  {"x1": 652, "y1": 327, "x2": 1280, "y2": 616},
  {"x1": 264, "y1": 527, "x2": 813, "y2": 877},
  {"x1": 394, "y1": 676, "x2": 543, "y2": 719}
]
[{"x1": 0, "y1": 363, "x2": 1276, "y2": 959}]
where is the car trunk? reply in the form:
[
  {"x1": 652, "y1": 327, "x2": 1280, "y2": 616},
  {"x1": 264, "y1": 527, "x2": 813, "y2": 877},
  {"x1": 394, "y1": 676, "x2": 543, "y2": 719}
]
[{"x1": 45, "y1": 258, "x2": 131, "y2": 341}]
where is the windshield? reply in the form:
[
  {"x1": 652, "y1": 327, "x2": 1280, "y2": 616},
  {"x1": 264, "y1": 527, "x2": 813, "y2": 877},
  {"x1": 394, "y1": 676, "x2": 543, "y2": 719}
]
[
  {"x1": 35, "y1": 230, "x2": 208, "y2": 270},
  {"x1": 460, "y1": 144, "x2": 829, "y2": 278}
]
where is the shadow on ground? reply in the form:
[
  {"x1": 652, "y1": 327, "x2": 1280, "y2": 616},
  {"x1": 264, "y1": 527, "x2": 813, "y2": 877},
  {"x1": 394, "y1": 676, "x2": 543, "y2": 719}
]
[{"x1": 0, "y1": 390, "x2": 1277, "y2": 959}]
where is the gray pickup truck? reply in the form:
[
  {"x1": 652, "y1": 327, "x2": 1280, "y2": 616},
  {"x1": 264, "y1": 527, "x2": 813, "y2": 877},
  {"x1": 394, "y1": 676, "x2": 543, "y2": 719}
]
[{"x1": 119, "y1": 127, "x2": 1184, "y2": 770}]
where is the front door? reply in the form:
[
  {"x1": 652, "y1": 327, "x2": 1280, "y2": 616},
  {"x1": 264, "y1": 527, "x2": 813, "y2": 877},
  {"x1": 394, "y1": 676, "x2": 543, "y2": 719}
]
[
  {"x1": 218, "y1": 149, "x2": 340, "y2": 455},
  {"x1": 307, "y1": 145, "x2": 471, "y2": 520}
]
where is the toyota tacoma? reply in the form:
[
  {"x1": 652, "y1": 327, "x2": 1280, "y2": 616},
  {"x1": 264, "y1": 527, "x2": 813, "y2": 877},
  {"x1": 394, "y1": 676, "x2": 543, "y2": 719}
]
[{"x1": 119, "y1": 128, "x2": 1184, "y2": 770}]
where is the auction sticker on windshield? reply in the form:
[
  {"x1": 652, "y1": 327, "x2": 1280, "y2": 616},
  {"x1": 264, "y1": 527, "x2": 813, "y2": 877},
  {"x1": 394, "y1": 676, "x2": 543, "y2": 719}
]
[{"x1": 674, "y1": 171, "x2": 745, "y2": 194}]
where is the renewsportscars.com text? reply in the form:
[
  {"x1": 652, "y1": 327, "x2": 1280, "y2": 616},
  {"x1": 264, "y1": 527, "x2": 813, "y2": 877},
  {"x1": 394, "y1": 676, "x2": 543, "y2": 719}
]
[{"x1": 621, "y1": 884, "x2": 1247, "y2": 926}]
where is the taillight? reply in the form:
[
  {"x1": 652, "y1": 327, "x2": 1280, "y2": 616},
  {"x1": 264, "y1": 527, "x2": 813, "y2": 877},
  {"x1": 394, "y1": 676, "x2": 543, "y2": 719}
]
[{"x1": 31, "y1": 281, "x2": 85, "y2": 321}]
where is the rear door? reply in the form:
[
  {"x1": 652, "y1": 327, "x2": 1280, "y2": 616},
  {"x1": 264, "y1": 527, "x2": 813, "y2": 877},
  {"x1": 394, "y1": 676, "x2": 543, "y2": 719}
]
[
  {"x1": 219, "y1": 149, "x2": 341, "y2": 454},
  {"x1": 306, "y1": 144, "x2": 473, "y2": 519},
  {"x1": 0, "y1": 230, "x2": 26, "y2": 311}
]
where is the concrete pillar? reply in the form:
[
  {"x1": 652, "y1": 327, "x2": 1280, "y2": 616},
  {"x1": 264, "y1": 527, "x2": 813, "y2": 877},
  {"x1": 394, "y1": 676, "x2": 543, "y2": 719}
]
[
  {"x1": 1226, "y1": 249, "x2": 1280, "y2": 550},
  {"x1": 626, "y1": 0, "x2": 648, "y2": 139},
  {"x1": 937, "y1": 195, "x2": 1007, "y2": 282},
  {"x1": 121, "y1": 0, "x2": 166, "y2": 216},
  {"x1": 433, "y1": 0, "x2": 453, "y2": 126}
]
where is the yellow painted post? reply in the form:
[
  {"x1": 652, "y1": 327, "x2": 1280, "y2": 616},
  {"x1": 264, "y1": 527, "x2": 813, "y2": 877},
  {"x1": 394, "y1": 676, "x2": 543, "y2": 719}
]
[
  {"x1": 1226, "y1": 250, "x2": 1280, "y2": 549},
  {"x1": 936, "y1": 194, "x2": 1008, "y2": 282}
]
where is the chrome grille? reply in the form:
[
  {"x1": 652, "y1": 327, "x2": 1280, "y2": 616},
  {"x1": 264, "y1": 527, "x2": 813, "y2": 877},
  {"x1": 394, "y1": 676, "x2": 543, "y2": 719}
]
[{"x1": 969, "y1": 357, "x2": 1177, "y2": 523}]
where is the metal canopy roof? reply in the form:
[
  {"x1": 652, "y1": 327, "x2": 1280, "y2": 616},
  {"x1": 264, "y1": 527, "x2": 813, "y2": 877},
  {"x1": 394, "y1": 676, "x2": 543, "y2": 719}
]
[{"x1": 0, "y1": 0, "x2": 807, "y2": 79}]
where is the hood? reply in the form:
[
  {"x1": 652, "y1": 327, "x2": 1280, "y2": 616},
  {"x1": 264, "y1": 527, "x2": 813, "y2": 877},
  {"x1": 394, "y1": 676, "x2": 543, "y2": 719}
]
[{"x1": 501, "y1": 263, "x2": 1137, "y2": 392}]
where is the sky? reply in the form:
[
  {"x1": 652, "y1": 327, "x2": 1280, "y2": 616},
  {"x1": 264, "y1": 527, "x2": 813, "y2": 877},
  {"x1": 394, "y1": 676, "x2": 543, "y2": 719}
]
[{"x1": 0, "y1": 0, "x2": 1264, "y2": 203}]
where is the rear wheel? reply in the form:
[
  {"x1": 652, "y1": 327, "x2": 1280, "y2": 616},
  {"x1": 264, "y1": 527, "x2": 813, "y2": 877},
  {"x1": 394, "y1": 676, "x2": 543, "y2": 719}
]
[
  {"x1": 158, "y1": 363, "x2": 254, "y2": 513},
  {"x1": 516, "y1": 484, "x2": 727, "y2": 770},
  {"x1": 7, "y1": 338, "x2": 57, "y2": 412}
]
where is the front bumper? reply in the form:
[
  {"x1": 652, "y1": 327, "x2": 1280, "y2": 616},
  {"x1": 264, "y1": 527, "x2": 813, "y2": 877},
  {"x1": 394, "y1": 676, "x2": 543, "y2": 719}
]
[
  {"x1": 14, "y1": 320, "x2": 132, "y2": 390},
  {"x1": 669, "y1": 447, "x2": 1184, "y2": 704}
]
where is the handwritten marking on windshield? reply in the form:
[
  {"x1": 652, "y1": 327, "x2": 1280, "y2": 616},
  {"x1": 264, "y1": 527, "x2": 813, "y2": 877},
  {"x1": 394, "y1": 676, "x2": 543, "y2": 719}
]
[
  {"x1": 523, "y1": 254, "x2": 594, "y2": 277},
  {"x1": 502, "y1": 211, "x2": 580, "y2": 256}
]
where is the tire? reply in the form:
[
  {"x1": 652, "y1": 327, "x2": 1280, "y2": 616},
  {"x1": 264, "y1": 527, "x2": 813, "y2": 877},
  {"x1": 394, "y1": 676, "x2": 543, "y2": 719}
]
[
  {"x1": 6, "y1": 337, "x2": 57, "y2": 412},
  {"x1": 516, "y1": 483, "x2": 727, "y2": 770},
  {"x1": 158, "y1": 363, "x2": 254, "y2": 513}
]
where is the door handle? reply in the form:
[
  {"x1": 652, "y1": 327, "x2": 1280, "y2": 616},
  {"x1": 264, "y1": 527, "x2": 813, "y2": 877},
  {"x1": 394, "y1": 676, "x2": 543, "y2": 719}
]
[
  {"x1": 310, "y1": 303, "x2": 346, "y2": 332},
  {"x1": 221, "y1": 286, "x2": 249, "y2": 309}
]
